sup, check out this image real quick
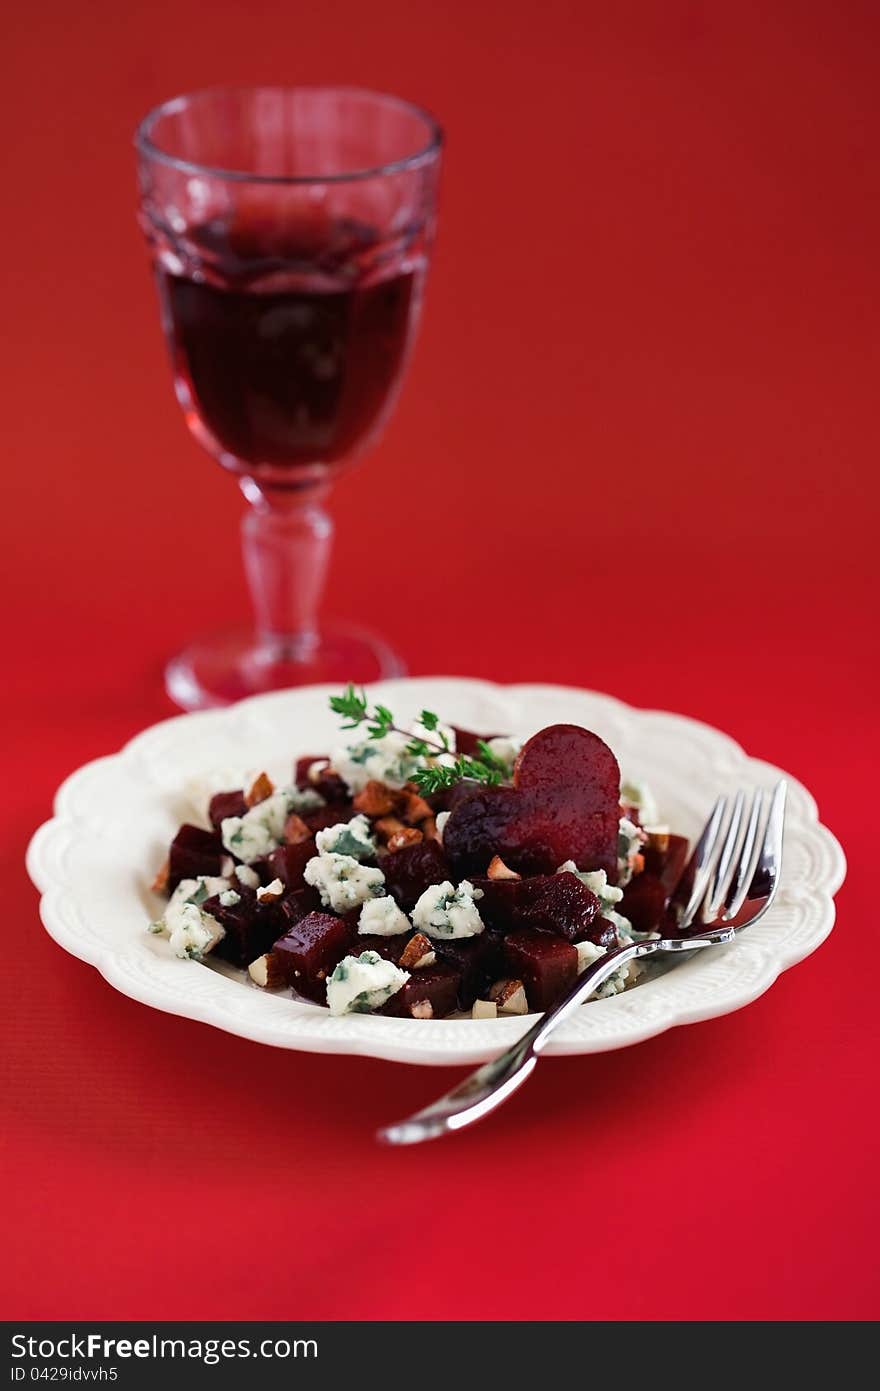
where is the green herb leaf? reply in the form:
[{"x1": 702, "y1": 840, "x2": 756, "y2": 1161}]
[
  {"x1": 410, "y1": 764, "x2": 461, "y2": 794},
  {"x1": 476, "y1": 740, "x2": 508, "y2": 773},
  {"x1": 410, "y1": 755, "x2": 504, "y2": 795},
  {"x1": 329, "y1": 684, "x2": 369, "y2": 729},
  {"x1": 328, "y1": 690, "x2": 511, "y2": 794}
]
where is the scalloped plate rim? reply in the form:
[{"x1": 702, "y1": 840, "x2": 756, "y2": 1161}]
[{"x1": 25, "y1": 678, "x2": 846, "y2": 1066}]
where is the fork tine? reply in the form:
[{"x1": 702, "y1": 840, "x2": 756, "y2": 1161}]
[
  {"x1": 703, "y1": 789, "x2": 746, "y2": 922},
  {"x1": 378, "y1": 782, "x2": 788, "y2": 1144},
  {"x1": 679, "y1": 796, "x2": 727, "y2": 930},
  {"x1": 752, "y1": 780, "x2": 787, "y2": 902},
  {"x1": 721, "y1": 788, "x2": 764, "y2": 921}
]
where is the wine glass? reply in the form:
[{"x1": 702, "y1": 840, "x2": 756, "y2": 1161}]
[{"x1": 135, "y1": 86, "x2": 442, "y2": 709}]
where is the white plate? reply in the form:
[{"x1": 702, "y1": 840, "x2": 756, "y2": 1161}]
[{"x1": 26, "y1": 679, "x2": 845, "y2": 1066}]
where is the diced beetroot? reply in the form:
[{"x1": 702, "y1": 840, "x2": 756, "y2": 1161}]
[
  {"x1": 451, "y1": 726, "x2": 499, "y2": 758},
  {"x1": 381, "y1": 840, "x2": 452, "y2": 911},
  {"x1": 619, "y1": 874, "x2": 667, "y2": 935},
  {"x1": 280, "y1": 885, "x2": 322, "y2": 926},
  {"x1": 432, "y1": 933, "x2": 503, "y2": 1009},
  {"x1": 271, "y1": 912, "x2": 353, "y2": 1003},
  {"x1": 443, "y1": 724, "x2": 620, "y2": 878},
  {"x1": 294, "y1": 755, "x2": 326, "y2": 786},
  {"x1": 315, "y1": 772, "x2": 350, "y2": 803},
  {"x1": 424, "y1": 780, "x2": 473, "y2": 816},
  {"x1": 168, "y1": 824, "x2": 226, "y2": 891},
  {"x1": 208, "y1": 790, "x2": 248, "y2": 830},
  {"x1": 302, "y1": 802, "x2": 356, "y2": 835},
  {"x1": 619, "y1": 835, "x2": 689, "y2": 935},
  {"x1": 503, "y1": 929, "x2": 578, "y2": 1012},
  {"x1": 643, "y1": 833, "x2": 690, "y2": 892},
  {"x1": 471, "y1": 878, "x2": 523, "y2": 931},
  {"x1": 594, "y1": 916, "x2": 622, "y2": 949},
  {"x1": 293, "y1": 755, "x2": 350, "y2": 803},
  {"x1": 353, "y1": 934, "x2": 410, "y2": 964},
  {"x1": 267, "y1": 839, "x2": 317, "y2": 891},
  {"x1": 203, "y1": 890, "x2": 283, "y2": 968},
  {"x1": 380, "y1": 964, "x2": 462, "y2": 1019},
  {"x1": 475, "y1": 872, "x2": 602, "y2": 943}
]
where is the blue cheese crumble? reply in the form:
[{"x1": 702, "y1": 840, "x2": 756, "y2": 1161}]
[
  {"x1": 220, "y1": 786, "x2": 325, "y2": 863},
  {"x1": 574, "y1": 940, "x2": 635, "y2": 998},
  {"x1": 411, "y1": 880, "x2": 485, "y2": 939},
  {"x1": 315, "y1": 813, "x2": 376, "y2": 860},
  {"x1": 617, "y1": 816, "x2": 646, "y2": 886},
  {"x1": 149, "y1": 876, "x2": 228, "y2": 960},
  {"x1": 303, "y1": 853, "x2": 385, "y2": 913},
  {"x1": 234, "y1": 864, "x2": 260, "y2": 890},
  {"x1": 330, "y1": 718, "x2": 458, "y2": 795},
  {"x1": 326, "y1": 951, "x2": 409, "y2": 1015},
  {"x1": 358, "y1": 896, "x2": 412, "y2": 936},
  {"x1": 610, "y1": 910, "x2": 658, "y2": 944},
  {"x1": 329, "y1": 731, "x2": 424, "y2": 794}
]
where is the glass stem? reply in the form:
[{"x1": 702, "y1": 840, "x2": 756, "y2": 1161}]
[{"x1": 240, "y1": 478, "x2": 333, "y2": 662}]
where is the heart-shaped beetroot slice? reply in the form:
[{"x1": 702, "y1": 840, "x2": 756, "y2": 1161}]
[{"x1": 443, "y1": 724, "x2": 620, "y2": 878}]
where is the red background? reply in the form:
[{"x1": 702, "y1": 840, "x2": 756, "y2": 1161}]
[{"x1": 3, "y1": 0, "x2": 878, "y2": 1320}]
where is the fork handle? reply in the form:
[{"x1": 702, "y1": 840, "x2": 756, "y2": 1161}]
[
  {"x1": 527, "y1": 938, "x2": 662, "y2": 1053},
  {"x1": 528, "y1": 926, "x2": 735, "y2": 1054},
  {"x1": 377, "y1": 940, "x2": 671, "y2": 1145},
  {"x1": 377, "y1": 932, "x2": 733, "y2": 1144}
]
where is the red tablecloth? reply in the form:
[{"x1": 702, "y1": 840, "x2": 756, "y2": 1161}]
[{"x1": 3, "y1": 0, "x2": 876, "y2": 1320}]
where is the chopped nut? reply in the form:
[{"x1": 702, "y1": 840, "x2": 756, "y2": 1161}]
[
  {"x1": 282, "y1": 813, "x2": 312, "y2": 844},
  {"x1": 645, "y1": 826, "x2": 670, "y2": 854},
  {"x1": 256, "y1": 877, "x2": 284, "y2": 904},
  {"x1": 352, "y1": 780, "x2": 398, "y2": 818},
  {"x1": 220, "y1": 855, "x2": 236, "y2": 878},
  {"x1": 374, "y1": 815, "x2": 406, "y2": 843},
  {"x1": 245, "y1": 771, "x2": 275, "y2": 807},
  {"x1": 410, "y1": 1000, "x2": 434, "y2": 1020},
  {"x1": 421, "y1": 815, "x2": 439, "y2": 841},
  {"x1": 490, "y1": 979, "x2": 529, "y2": 1015},
  {"x1": 400, "y1": 790, "x2": 434, "y2": 824},
  {"x1": 487, "y1": 854, "x2": 521, "y2": 881},
  {"x1": 632, "y1": 852, "x2": 645, "y2": 875},
  {"x1": 387, "y1": 827, "x2": 423, "y2": 852},
  {"x1": 248, "y1": 953, "x2": 286, "y2": 989},
  {"x1": 150, "y1": 858, "x2": 170, "y2": 894},
  {"x1": 472, "y1": 999, "x2": 498, "y2": 1020},
  {"x1": 399, "y1": 932, "x2": 437, "y2": 970}
]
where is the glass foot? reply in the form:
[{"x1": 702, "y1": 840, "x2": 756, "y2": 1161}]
[{"x1": 165, "y1": 623, "x2": 406, "y2": 711}]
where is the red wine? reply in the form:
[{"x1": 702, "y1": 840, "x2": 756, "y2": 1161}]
[{"x1": 157, "y1": 219, "x2": 421, "y2": 469}]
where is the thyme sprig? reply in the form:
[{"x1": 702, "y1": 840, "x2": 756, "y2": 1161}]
[
  {"x1": 328, "y1": 686, "x2": 506, "y2": 792},
  {"x1": 410, "y1": 756, "x2": 504, "y2": 795}
]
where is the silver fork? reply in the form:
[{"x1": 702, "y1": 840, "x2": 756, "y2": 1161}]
[{"x1": 377, "y1": 780, "x2": 787, "y2": 1146}]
